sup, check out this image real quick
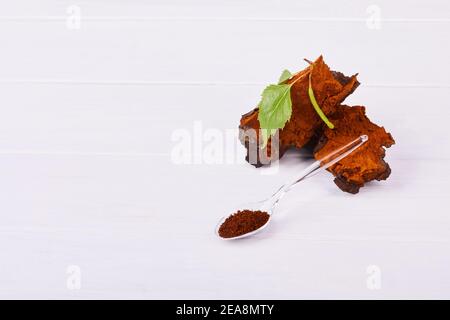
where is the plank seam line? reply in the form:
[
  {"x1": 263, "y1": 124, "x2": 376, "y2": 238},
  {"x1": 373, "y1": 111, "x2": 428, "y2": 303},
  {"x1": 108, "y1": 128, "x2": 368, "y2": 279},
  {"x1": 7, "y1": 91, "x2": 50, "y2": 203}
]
[
  {"x1": 0, "y1": 16, "x2": 449, "y2": 23},
  {"x1": 0, "y1": 80, "x2": 449, "y2": 88}
]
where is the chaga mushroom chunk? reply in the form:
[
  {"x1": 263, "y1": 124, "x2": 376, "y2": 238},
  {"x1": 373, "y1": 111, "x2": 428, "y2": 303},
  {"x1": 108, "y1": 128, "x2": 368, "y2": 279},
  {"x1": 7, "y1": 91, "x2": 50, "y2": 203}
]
[
  {"x1": 239, "y1": 56, "x2": 359, "y2": 166},
  {"x1": 314, "y1": 105, "x2": 395, "y2": 194}
]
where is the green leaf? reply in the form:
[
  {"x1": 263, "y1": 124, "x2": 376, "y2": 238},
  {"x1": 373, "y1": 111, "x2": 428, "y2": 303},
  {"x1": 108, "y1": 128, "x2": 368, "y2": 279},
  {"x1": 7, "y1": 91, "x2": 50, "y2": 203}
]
[
  {"x1": 257, "y1": 83, "x2": 293, "y2": 146},
  {"x1": 278, "y1": 69, "x2": 293, "y2": 84},
  {"x1": 308, "y1": 67, "x2": 335, "y2": 129}
]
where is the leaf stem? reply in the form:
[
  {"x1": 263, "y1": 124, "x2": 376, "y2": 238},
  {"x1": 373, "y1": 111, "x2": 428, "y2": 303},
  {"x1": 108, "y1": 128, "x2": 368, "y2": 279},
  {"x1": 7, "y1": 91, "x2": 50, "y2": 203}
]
[{"x1": 308, "y1": 65, "x2": 335, "y2": 129}]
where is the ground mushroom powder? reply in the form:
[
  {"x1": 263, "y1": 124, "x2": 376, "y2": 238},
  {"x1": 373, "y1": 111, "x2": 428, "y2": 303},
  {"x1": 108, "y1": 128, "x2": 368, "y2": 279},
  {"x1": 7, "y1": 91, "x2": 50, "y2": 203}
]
[{"x1": 218, "y1": 210, "x2": 270, "y2": 238}]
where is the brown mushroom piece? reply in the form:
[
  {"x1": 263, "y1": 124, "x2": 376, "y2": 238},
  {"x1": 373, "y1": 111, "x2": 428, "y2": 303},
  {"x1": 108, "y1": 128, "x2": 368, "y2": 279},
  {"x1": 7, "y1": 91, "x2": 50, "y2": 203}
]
[
  {"x1": 238, "y1": 56, "x2": 395, "y2": 193},
  {"x1": 313, "y1": 105, "x2": 395, "y2": 193}
]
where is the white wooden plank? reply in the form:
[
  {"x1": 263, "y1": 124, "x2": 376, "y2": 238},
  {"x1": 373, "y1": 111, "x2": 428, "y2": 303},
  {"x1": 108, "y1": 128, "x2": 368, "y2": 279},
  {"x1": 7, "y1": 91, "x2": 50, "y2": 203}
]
[
  {"x1": 0, "y1": 84, "x2": 448, "y2": 160},
  {"x1": 2, "y1": 0, "x2": 449, "y2": 20},
  {"x1": 0, "y1": 154, "x2": 449, "y2": 298},
  {"x1": 0, "y1": 3, "x2": 449, "y2": 85}
]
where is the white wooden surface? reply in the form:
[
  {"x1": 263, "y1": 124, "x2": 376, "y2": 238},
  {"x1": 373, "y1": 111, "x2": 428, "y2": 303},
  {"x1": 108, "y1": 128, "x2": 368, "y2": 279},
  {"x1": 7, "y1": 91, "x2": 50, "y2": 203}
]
[{"x1": 0, "y1": 0, "x2": 449, "y2": 299}]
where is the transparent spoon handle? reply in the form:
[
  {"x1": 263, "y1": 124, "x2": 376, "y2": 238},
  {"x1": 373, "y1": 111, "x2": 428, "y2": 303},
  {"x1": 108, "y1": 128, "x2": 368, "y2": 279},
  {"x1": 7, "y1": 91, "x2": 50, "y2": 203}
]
[
  {"x1": 298, "y1": 134, "x2": 368, "y2": 182},
  {"x1": 265, "y1": 135, "x2": 368, "y2": 211}
]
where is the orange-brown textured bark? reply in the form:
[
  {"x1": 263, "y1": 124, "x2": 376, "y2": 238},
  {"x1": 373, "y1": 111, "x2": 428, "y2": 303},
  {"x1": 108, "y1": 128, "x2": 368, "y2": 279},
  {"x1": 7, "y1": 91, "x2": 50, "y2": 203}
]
[{"x1": 313, "y1": 105, "x2": 395, "y2": 193}]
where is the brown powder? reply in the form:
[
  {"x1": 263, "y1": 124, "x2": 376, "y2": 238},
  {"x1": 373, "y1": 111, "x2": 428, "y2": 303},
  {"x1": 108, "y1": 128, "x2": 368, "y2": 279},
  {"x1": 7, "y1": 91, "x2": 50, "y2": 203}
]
[{"x1": 218, "y1": 210, "x2": 270, "y2": 238}]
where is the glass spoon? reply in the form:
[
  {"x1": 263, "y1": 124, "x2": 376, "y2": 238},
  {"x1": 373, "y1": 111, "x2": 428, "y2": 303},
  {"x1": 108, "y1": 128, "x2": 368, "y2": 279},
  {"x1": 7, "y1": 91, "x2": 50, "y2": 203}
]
[{"x1": 215, "y1": 134, "x2": 368, "y2": 240}]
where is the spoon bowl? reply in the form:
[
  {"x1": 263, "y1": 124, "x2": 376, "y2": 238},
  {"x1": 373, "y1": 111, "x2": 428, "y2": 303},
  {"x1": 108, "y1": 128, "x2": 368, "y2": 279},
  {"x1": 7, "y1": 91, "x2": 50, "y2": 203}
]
[{"x1": 214, "y1": 201, "x2": 273, "y2": 240}]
